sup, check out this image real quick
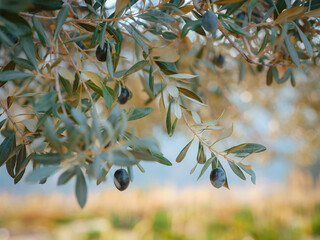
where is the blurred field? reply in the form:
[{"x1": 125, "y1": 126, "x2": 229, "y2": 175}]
[{"x1": 0, "y1": 168, "x2": 319, "y2": 240}]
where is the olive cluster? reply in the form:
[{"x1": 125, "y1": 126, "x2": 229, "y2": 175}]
[{"x1": 96, "y1": 43, "x2": 131, "y2": 105}]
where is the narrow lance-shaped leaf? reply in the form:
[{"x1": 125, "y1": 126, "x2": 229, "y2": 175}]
[
  {"x1": 0, "y1": 70, "x2": 34, "y2": 81},
  {"x1": 75, "y1": 167, "x2": 88, "y2": 208},
  {"x1": 177, "y1": 87, "x2": 204, "y2": 104},
  {"x1": 21, "y1": 35, "x2": 38, "y2": 70},
  {"x1": 296, "y1": 25, "x2": 313, "y2": 56},
  {"x1": 0, "y1": 133, "x2": 15, "y2": 166},
  {"x1": 101, "y1": 82, "x2": 114, "y2": 109},
  {"x1": 176, "y1": 138, "x2": 193, "y2": 163},
  {"x1": 32, "y1": 15, "x2": 48, "y2": 46},
  {"x1": 239, "y1": 164, "x2": 256, "y2": 184},
  {"x1": 284, "y1": 34, "x2": 300, "y2": 67},
  {"x1": 121, "y1": 23, "x2": 149, "y2": 54},
  {"x1": 58, "y1": 168, "x2": 76, "y2": 185},
  {"x1": 25, "y1": 166, "x2": 60, "y2": 183},
  {"x1": 128, "y1": 107, "x2": 154, "y2": 121},
  {"x1": 197, "y1": 155, "x2": 215, "y2": 180},
  {"x1": 54, "y1": 5, "x2": 69, "y2": 41},
  {"x1": 166, "y1": 100, "x2": 172, "y2": 135},
  {"x1": 106, "y1": 40, "x2": 114, "y2": 77},
  {"x1": 228, "y1": 160, "x2": 246, "y2": 180},
  {"x1": 123, "y1": 60, "x2": 149, "y2": 79}
]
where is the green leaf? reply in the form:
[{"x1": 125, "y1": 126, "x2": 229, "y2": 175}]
[
  {"x1": 162, "y1": 31, "x2": 177, "y2": 40},
  {"x1": 176, "y1": 138, "x2": 193, "y2": 163},
  {"x1": 99, "y1": 23, "x2": 107, "y2": 48},
  {"x1": 59, "y1": 74, "x2": 72, "y2": 95},
  {"x1": 166, "y1": 100, "x2": 172, "y2": 135},
  {"x1": 239, "y1": 165, "x2": 256, "y2": 184},
  {"x1": 32, "y1": 15, "x2": 48, "y2": 46},
  {"x1": 101, "y1": 83, "x2": 115, "y2": 108},
  {"x1": 21, "y1": 35, "x2": 38, "y2": 70},
  {"x1": 296, "y1": 26, "x2": 313, "y2": 57},
  {"x1": 151, "y1": 152, "x2": 172, "y2": 166},
  {"x1": 123, "y1": 60, "x2": 149, "y2": 79},
  {"x1": 25, "y1": 165, "x2": 60, "y2": 183},
  {"x1": 228, "y1": 160, "x2": 246, "y2": 180},
  {"x1": 32, "y1": 153, "x2": 62, "y2": 165},
  {"x1": 43, "y1": 118, "x2": 62, "y2": 153},
  {"x1": 121, "y1": 23, "x2": 149, "y2": 54},
  {"x1": 13, "y1": 58, "x2": 36, "y2": 71},
  {"x1": 197, "y1": 155, "x2": 215, "y2": 180},
  {"x1": 181, "y1": 19, "x2": 204, "y2": 38},
  {"x1": 258, "y1": 32, "x2": 269, "y2": 53},
  {"x1": 266, "y1": 67, "x2": 273, "y2": 86},
  {"x1": 0, "y1": 133, "x2": 15, "y2": 166},
  {"x1": 106, "y1": 41, "x2": 114, "y2": 77},
  {"x1": 0, "y1": 70, "x2": 34, "y2": 81},
  {"x1": 6, "y1": 137, "x2": 17, "y2": 178},
  {"x1": 196, "y1": 142, "x2": 206, "y2": 164},
  {"x1": 14, "y1": 145, "x2": 27, "y2": 183},
  {"x1": 284, "y1": 34, "x2": 299, "y2": 67},
  {"x1": 75, "y1": 167, "x2": 87, "y2": 208},
  {"x1": 247, "y1": 0, "x2": 259, "y2": 21},
  {"x1": 155, "y1": 61, "x2": 178, "y2": 75},
  {"x1": 225, "y1": 143, "x2": 266, "y2": 157},
  {"x1": 0, "y1": 11, "x2": 32, "y2": 36},
  {"x1": 227, "y1": 21, "x2": 250, "y2": 37},
  {"x1": 53, "y1": 5, "x2": 69, "y2": 41},
  {"x1": 177, "y1": 87, "x2": 203, "y2": 103},
  {"x1": 128, "y1": 107, "x2": 153, "y2": 121},
  {"x1": 58, "y1": 168, "x2": 76, "y2": 185},
  {"x1": 149, "y1": 65, "x2": 154, "y2": 95},
  {"x1": 0, "y1": 29, "x2": 14, "y2": 46}
]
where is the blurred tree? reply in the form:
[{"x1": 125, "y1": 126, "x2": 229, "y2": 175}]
[{"x1": 0, "y1": 0, "x2": 318, "y2": 207}]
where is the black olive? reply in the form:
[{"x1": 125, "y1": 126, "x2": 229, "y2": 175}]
[
  {"x1": 236, "y1": 12, "x2": 246, "y2": 27},
  {"x1": 210, "y1": 167, "x2": 226, "y2": 188},
  {"x1": 202, "y1": 11, "x2": 218, "y2": 33},
  {"x1": 117, "y1": 87, "x2": 130, "y2": 105},
  {"x1": 96, "y1": 43, "x2": 112, "y2": 62},
  {"x1": 216, "y1": 54, "x2": 225, "y2": 68},
  {"x1": 114, "y1": 169, "x2": 130, "y2": 191}
]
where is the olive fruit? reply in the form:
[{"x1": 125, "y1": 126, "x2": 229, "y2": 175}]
[
  {"x1": 216, "y1": 54, "x2": 225, "y2": 68},
  {"x1": 114, "y1": 169, "x2": 130, "y2": 191},
  {"x1": 236, "y1": 12, "x2": 246, "y2": 27},
  {"x1": 210, "y1": 167, "x2": 226, "y2": 188},
  {"x1": 117, "y1": 87, "x2": 130, "y2": 104},
  {"x1": 76, "y1": 41, "x2": 86, "y2": 50},
  {"x1": 95, "y1": 43, "x2": 112, "y2": 62},
  {"x1": 202, "y1": 11, "x2": 218, "y2": 33}
]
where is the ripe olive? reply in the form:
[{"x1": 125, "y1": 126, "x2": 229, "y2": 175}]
[
  {"x1": 216, "y1": 54, "x2": 225, "y2": 68},
  {"x1": 95, "y1": 43, "x2": 112, "y2": 62},
  {"x1": 202, "y1": 11, "x2": 218, "y2": 33},
  {"x1": 210, "y1": 167, "x2": 226, "y2": 188},
  {"x1": 117, "y1": 87, "x2": 130, "y2": 104},
  {"x1": 114, "y1": 169, "x2": 130, "y2": 191},
  {"x1": 236, "y1": 12, "x2": 246, "y2": 27}
]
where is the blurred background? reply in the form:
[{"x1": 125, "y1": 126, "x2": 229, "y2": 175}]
[{"x1": 0, "y1": 56, "x2": 319, "y2": 240}]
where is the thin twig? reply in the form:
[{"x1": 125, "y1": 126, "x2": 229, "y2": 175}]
[
  {"x1": 0, "y1": 100, "x2": 29, "y2": 143},
  {"x1": 58, "y1": 35, "x2": 94, "y2": 104},
  {"x1": 55, "y1": 44, "x2": 67, "y2": 115},
  {"x1": 218, "y1": 22, "x2": 287, "y2": 67}
]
